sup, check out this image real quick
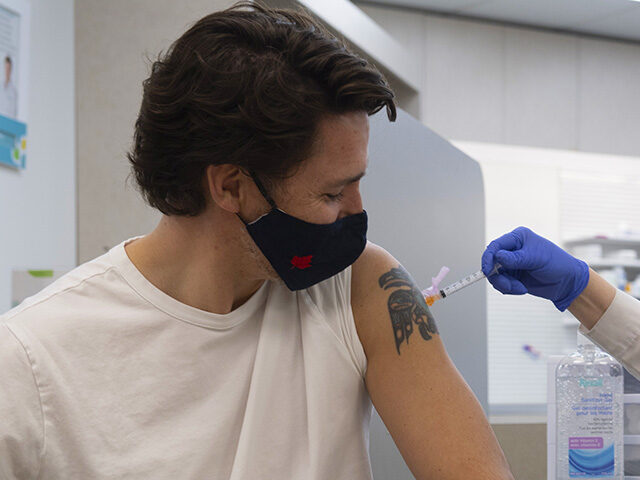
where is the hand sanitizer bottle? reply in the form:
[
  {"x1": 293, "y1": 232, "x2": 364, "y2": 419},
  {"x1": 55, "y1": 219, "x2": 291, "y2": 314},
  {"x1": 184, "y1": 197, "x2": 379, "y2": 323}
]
[{"x1": 556, "y1": 329, "x2": 623, "y2": 479}]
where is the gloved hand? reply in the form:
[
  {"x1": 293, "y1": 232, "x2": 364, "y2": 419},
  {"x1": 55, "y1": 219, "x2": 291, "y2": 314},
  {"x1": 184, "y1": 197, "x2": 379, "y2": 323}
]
[{"x1": 482, "y1": 226, "x2": 590, "y2": 311}]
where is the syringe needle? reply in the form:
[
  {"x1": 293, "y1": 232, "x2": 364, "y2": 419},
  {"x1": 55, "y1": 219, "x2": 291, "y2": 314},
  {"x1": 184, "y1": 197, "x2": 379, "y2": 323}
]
[{"x1": 423, "y1": 263, "x2": 502, "y2": 306}]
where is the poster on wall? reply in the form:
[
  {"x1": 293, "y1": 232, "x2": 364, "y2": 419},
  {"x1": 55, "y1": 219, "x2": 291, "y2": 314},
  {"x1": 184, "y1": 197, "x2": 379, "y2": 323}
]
[{"x1": 0, "y1": 0, "x2": 28, "y2": 170}]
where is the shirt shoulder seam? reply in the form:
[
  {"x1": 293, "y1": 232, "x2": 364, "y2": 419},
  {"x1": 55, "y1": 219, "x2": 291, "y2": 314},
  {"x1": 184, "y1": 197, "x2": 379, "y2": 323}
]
[{"x1": 3, "y1": 266, "x2": 118, "y2": 322}]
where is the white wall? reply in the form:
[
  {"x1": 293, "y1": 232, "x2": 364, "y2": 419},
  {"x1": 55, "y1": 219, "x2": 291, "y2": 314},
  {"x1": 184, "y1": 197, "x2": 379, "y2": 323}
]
[
  {"x1": 454, "y1": 141, "x2": 640, "y2": 409},
  {"x1": 357, "y1": 2, "x2": 640, "y2": 157},
  {"x1": 0, "y1": 0, "x2": 75, "y2": 314}
]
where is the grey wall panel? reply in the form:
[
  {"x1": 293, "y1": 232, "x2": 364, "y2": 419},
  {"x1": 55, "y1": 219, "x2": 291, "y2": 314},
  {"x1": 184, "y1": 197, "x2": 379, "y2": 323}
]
[
  {"x1": 359, "y1": 1, "x2": 640, "y2": 157},
  {"x1": 76, "y1": 0, "x2": 237, "y2": 262},
  {"x1": 365, "y1": 108, "x2": 488, "y2": 408},
  {"x1": 504, "y1": 27, "x2": 578, "y2": 149},
  {"x1": 365, "y1": 109, "x2": 487, "y2": 478},
  {"x1": 423, "y1": 15, "x2": 505, "y2": 143},
  {"x1": 578, "y1": 37, "x2": 640, "y2": 157}
]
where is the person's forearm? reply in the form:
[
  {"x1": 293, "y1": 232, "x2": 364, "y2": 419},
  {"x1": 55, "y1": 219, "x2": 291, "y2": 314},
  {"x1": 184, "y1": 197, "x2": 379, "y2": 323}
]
[{"x1": 567, "y1": 268, "x2": 616, "y2": 330}]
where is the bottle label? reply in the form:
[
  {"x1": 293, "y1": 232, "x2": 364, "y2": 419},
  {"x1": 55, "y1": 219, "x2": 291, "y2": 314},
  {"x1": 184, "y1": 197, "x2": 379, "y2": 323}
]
[
  {"x1": 569, "y1": 439, "x2": 614, "y2": 477},
  {"x1": 570, "y1": 437, "x2": 603, "y2": 449},
  {"x1": 567, "y1": 391, "x2": 615, "y2": 477}
]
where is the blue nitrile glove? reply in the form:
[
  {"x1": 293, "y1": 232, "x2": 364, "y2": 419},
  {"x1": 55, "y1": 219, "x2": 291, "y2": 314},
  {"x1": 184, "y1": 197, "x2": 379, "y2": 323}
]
[{"x1": 482, "y1": 226, "x2": 590, "y2": 311}]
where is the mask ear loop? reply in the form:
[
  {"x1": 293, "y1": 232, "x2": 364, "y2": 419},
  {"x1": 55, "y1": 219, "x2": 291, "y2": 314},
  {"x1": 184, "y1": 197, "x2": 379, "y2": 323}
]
[
  {"x1": 248, "y1": 170, "x2": 277, "y2": 210},
  {"x1": 236, "y1": 170, "x2": 278, "y2": 226}
]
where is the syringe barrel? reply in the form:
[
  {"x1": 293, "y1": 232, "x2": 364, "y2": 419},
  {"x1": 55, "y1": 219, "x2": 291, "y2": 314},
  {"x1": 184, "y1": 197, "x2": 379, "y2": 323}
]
[{"x1": 440, "y1": 270, "x2": 486, "y2": 297}]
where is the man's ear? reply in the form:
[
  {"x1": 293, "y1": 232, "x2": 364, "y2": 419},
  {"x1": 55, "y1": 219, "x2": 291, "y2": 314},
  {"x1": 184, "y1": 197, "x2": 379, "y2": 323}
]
[{"x1": 205, "y1": 164, "x2": 250, "y2": 213}]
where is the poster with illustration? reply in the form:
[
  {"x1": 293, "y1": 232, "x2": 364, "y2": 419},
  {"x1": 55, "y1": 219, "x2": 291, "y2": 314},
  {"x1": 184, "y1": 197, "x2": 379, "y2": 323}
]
[{"x1": 0, "y1": 0, "x2": 28, "y2": 170}]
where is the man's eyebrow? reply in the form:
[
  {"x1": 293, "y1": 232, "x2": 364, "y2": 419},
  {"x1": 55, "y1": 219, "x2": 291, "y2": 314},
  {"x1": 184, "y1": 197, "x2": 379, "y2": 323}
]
[{"x1": 324, "y1": 169, "x2": 367, "y2": 189}]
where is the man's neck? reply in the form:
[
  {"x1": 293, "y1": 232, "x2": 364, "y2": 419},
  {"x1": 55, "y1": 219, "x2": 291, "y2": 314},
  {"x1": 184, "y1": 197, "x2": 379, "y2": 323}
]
[{"x1": 124, "y1": 215, "x2": 267, "y2": 315}]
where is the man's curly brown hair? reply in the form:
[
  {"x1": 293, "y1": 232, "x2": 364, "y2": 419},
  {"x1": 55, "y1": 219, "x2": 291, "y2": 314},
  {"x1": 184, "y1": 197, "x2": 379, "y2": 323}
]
[{"x1": 127, "y1": 1, "x2": 396, "y2": 217}]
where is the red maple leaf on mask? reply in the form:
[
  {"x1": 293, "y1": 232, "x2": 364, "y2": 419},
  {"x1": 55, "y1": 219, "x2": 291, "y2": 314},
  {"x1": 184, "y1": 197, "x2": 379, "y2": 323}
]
[{"x1": 291, "y1": 255, "x2": 313, "y2": 270}]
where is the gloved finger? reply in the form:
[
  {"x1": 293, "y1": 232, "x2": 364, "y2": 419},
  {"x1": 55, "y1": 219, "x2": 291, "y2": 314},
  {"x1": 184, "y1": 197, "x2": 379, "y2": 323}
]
[
  {"x1": 483, "y1": 229, "x2": 525, "y2": 275},
  {"x1": 494, "y1": 249, "x2": 542, "y2": 271},
  {"x1": 487, "y1": 272, "x2": 528, "y2": 295},
  {"x1": 488, "y1": 229, "x2": 524, "y2": 253},
  {"x1": 481, "y1": 248, "x2": 496, "y2": 277}
]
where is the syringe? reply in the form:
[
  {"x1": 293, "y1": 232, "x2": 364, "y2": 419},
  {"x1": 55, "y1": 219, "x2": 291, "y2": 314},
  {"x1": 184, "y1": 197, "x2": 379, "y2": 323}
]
[{"x1": 423, "y1": 263, "x2": 502, "y2": 306}]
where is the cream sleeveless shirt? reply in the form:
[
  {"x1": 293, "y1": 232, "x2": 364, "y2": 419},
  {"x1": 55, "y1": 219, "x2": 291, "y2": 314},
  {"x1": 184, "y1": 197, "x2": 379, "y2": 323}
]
[{"x1": 0, "y1": 236, "x2": 373, "y2": 479}]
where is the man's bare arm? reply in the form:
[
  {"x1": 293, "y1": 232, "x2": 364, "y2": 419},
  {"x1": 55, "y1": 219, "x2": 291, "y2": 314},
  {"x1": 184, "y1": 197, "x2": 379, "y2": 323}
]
[{"x1": 351, "y1": 242, "x2": 514, "y2": 480}]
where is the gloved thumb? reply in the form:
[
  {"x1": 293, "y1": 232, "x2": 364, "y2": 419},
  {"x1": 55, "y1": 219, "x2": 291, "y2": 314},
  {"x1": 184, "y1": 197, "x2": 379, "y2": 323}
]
[{"x1": 494, "y1": 249, "x2": 537, "y2": 271}]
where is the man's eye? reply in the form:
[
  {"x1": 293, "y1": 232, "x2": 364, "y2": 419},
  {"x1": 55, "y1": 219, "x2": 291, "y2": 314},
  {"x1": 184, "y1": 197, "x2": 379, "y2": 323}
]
[{"x1": 325, "y1": 192, "x2": 344, "y2": 201}]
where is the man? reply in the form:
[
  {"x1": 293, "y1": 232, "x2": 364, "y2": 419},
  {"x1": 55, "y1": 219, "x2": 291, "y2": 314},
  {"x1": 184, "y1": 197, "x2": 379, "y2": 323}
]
[
  {"x1": 0, "y1": 3, "x2": 513, "y2": 479},
  {"x1": 0, "y1": 55, "x2": 17, "y2": 118}
]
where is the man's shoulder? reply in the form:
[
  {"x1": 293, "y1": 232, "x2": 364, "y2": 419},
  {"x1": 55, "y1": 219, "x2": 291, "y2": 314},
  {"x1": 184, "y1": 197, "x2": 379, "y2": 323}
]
[
  {"x1": 350, "y1": 242, "x2": 401, "y2": 344},
  {"x1": 351, "y1": 242, "x2": 433, "y2": 359},
  {"x1": 1, "y1": 253, "x2": 123, "y2": 330},
  {"x1": 351, "y1": 241, "x2": 400, "y2": 305}
]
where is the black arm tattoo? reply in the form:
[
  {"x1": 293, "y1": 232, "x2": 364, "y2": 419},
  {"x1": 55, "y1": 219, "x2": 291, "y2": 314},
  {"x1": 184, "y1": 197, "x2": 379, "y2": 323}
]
[{"x1": 378, "y1": 266, "x2": 439, "y2": 355}]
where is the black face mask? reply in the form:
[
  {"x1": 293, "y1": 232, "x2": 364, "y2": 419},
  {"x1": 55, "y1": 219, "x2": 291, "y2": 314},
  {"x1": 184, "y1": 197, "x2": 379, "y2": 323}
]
[{"x1": 237, "y1": 171, "x2": 368, "y2": 291}]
